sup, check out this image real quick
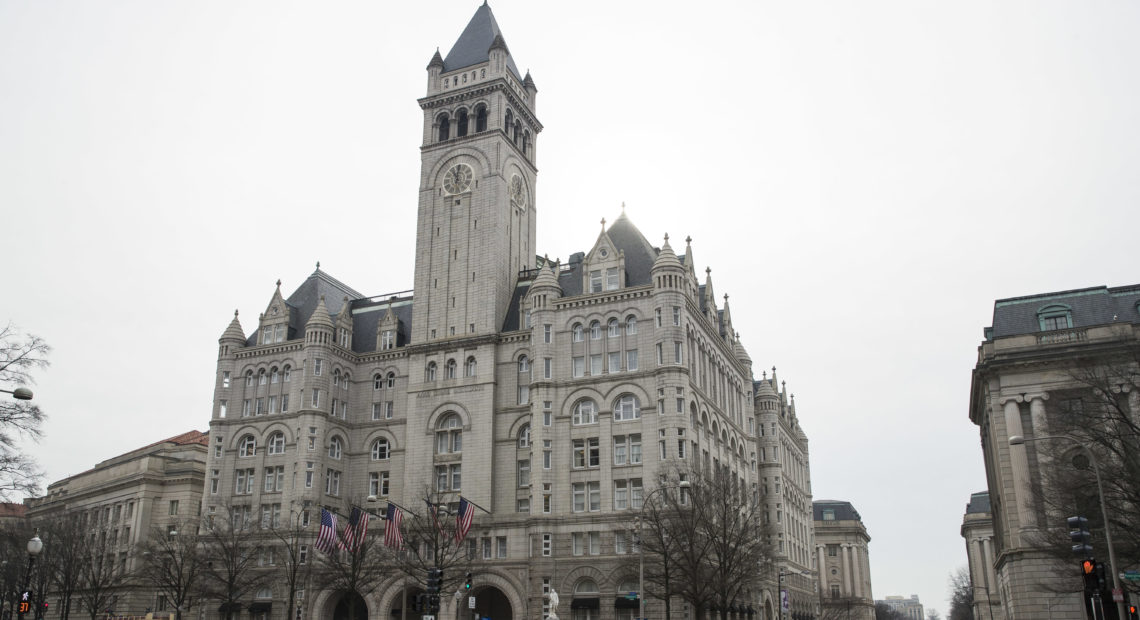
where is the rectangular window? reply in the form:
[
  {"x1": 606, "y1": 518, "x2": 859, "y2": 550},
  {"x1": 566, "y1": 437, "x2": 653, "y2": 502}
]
[
  {"x1": 588, "y1": 437, "x2": 600, "y2": 466},
  {"x1": 660, "y1": 440, "x2": 667, "y2": 460},
  {"x1": 608, "y1": 352, "x2": 621, "y2": 373},
  {"x1": 372, "y1": 403, "x2": 382, "y2": 420},
  {"x1": 588, "y1": 531, "x2": 600, "y2": 554},
  {"x1": 629, "y1": 434, "x2": 641, "y2": 464},
  {"x1": 219, "y1": 400, "x2": 227, "y2": 418},
  {"x1": 256, "y1": 398, "x2": 266, "y2": 415},
  {"x1": 615, "y1": 531, "x2": 628, "y2": 554},
  {"x1": 614, "y1": 480, "x2": 628, "y2": 510},
  {"x1": 678, "y1": 439, "x2": 687, "y2": 459},
  {"x1": 169, "y1": 500, "x2": 179, "y2": 516},
  {"x1": 311, "y1": 389, "x2": 321, "y2": 407},
  {"x1": 210, "y1": 470, "x2": 219, "y2": 494},
  {"x1": 299, "y1": 545, "x2": 308, "y2": 565},
  {"x1": 614, "y1": 436, "x2": 627, "y2": 465},
  {"x1": 588, "y1": 481, "x2": 600, "y2": 511},
  {"x1": 222, "y1": 371, "x2": 231, "y2": 388},
  {"x1": 518, "y1": 385, "x2": 530, "y2": 405},
  {"x1": 544, "y1": 324, "x2": 552, "y2": 343},
  {"x1": 482, "y1": 538, "x2": 492, "y2": 560},
  {"x1": 573, "y1": 357, "x2": 584, "y2": 378},
  {"x1": 497, "y1": 536, "x2": 507, "y2": 558},
  {"x1": 543, "y1": 483, "x2": 552, "y2": 514},
  {"x1": 242, "y1": 400, "x2": 251, "y2": 417},
  {"x1": 268, "y1": 396, "x2": 277, "y2": 414},
  {"x1": 572, "y1": 532, "x2": 584, "y2": 555},
  {"x1": 656, "y1": 343, "x2": 663, "y2": 365},
  {"x1": 281, "y1": 394, "x2": 289, "y2": 413},
  {"x1": 517, "y1": 459, "x2": 530, "y2": 487},
  {"x1": 517, "y1": 498, "x2": 530, "y2": 513},
  {"x1": 630, "y1": 478, "x2": 643, "y2": 509},
  {"x1": 325, "y1": 469, "x2": 340, "y2": 496},
  {"x1": 674, "y1": 341, "x2": 683, "y2": 364},
  {"x1": 572, "y1": 483, "x2": 585, "y2": 512},
  {"x1": 627, "y1": 349, "x2": 638, "y2": 371},
  {"x1": 543, "y1": 440, "x2": 552, "y2": 469},
  {"x1": 313, "y1": 359, "x2": 323, "y2": 375},
  {"x1": 544, "y1": 358, "x2": 552, "y2": 379},
  {"x1": 655, "y1": 308, "x2": 662, "y2": 327},
  {"x1": 589, "y1": 270, "x2": 602, "y2": 293},
  {"x1": 672, "y1": 306, "x2": 681, "y2": 325},
  {"x1": 605, "y1": 267, "x2": 619, "y2": 290},
  {"x1": 589, "y1": 354, "x2": 602, "y2": 375},
  {"x1": 542, "y1": 533, "x2": 552, "y2": 556}
]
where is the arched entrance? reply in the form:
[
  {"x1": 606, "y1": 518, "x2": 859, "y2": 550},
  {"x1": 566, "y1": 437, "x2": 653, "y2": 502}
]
[
  {"x1": 388, "y1": 587, "x2": 424, "y2": 620},
  {"x1": 333, "y1": 592, "x2": 368, "y2": 620},
  {"x1": 468, "y1": 586, "x2": 513, "y2": 620},
  {"x1": 763, "y1": 600, "x2": 773, "y2": 620}
]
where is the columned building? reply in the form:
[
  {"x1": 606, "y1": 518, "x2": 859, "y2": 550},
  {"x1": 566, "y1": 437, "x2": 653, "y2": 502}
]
[
  {"x1": 874, "y1": 596, "x2": 922, "y2": 620},
  {"x1": 25, "y1": 430, "x2": 209, "y2": 618},
  {"x1": 969, "y1": 283, "x2": 1140, "y2": 619},
  {"x1": 205, "y1": 5, "x2": 816, "y2": 620},
  {"x1": 813, "y1": 501, "x2": 872, "y2": 620},
  {"x1": 960, "y1": 492, "x2": 1002, "y2": 620}
]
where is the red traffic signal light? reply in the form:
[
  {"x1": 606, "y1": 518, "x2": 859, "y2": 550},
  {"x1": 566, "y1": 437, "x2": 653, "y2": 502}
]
[{"x1": 1083, "y1": 560, "x2": 1095, "y2": 574}]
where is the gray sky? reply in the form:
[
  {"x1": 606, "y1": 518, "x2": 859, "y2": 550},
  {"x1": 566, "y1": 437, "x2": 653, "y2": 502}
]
[{"x1": 2, "y1": 0, "x2": 1138, "y2": 614}]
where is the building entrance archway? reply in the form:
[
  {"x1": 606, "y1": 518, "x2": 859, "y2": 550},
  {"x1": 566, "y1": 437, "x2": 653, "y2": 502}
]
[
  {"x1": 333, "y1": 592, "x2": 369, "y2": 620},
  {"x1": 388, "y1": 586, "x2": 424, "y2": 620},
  {"x1": 467, "y1": 585, "x2": 513, "y2": 620}
]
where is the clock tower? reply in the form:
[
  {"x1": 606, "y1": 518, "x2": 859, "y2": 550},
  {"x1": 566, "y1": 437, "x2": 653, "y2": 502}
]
[{"x1": 411, "y1": 2, "x2": 540, "y2": 344}]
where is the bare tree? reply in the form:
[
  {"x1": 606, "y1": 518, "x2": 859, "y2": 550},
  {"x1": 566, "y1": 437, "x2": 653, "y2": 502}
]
[
  {"x1": 311, "y1": 508, "x2": 392, "y2": 620},
  {"x1": 946, "y1": 566, "x2": 974, "y2": 620},
  {"x1": 38, "y1": 513, "x2": 89, "y2": 620},
  {"x1": 75, "y1": 527, "x2": 128, "y2": 620},
  {"x1": 267, "y1": 517, "x2": 312, "y2": 620},
  {"x1": 0, "y1": 322, "x2": 49, "y2": 499},
  {"x1": 392, "y1": 491, "x2": 481, "y2": 596},
  {"x1": 874, "y1": 602, "x2": 907, "y2": 620},
  {"x1": 136, "y1": 520, "x2": 203, "y2": 620},
  {"x1": 818, "y1": 596, "x2": 866, "y2": 620},
  {"x1": 637, "y1": 466, "x2": 776, "y2": 620},
  {"x1": 199, "y1": 508, "x2": 270, "y2": 620}
]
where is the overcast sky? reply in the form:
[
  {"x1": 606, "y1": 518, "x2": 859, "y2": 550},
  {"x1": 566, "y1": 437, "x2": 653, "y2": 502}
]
[{"x1": 3, "y1": 0, "x2": 1139, "y2": 614}]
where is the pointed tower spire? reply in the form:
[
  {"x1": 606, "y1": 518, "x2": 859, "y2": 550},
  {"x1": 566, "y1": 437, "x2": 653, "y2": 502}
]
[
  {"x1": 308, "y1": 296, "x2": 334, "y2": 328},
  {"x1": 221, "y1": 309, "x2": 246, "y2": 342}
]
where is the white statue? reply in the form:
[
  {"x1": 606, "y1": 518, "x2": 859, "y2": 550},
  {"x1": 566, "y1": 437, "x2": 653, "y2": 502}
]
[{"x1": 547, "y1": 589, "x2": 559, "y2": 620}]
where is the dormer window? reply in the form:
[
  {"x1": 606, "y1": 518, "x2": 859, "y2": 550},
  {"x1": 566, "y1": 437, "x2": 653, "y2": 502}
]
[
  {"x1": 589, "y1": 270, "x2": 602, "y2": 293},
  {"x1": 261, "y1": 324, "x2": 285, "y2": 345},
  {"x1": 381, "y1": 330, "x2": 394, "y2": 350},
  {"x1": 1037, "y1": 304, "x2": 1073, "y2": 331},
  {"x1": 606, "y1": 267, "x2": 619, "y2": 291}
]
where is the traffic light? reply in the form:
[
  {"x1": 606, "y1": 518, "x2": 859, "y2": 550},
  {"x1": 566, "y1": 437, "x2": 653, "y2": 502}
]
[
  {"x1": 465, "y1": 572, "x2": 473, "y2": 591},
  {"x1": 1127, "y1": 603, "x2": 1137, "y2": 619},
  {"x1": 1068, "y1": 516, "x2": 1093, "y2": 556},
  {"x1": 1082, "y1": 559, "x2": 1099, "y2": 593},
  {"x1": 426, "y1": 567, "x2": 443, "y2": 595},
  {"x1": 17, "y1": 591, "x2": 32, "y2": 618}
]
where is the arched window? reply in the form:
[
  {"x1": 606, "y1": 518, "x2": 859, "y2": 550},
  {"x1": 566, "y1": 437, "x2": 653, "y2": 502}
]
[
  {"x1": 239, "y1": 435, "x2": 256, "y2": 457},
  {"x1": 522, "y1": 131, "x2": 530, "y2": 155},
  {"x1": 572, "y1": 323, "x2": 584, "y2": 342},
  {"x1": 626, "y1": 315, "x2": 638, "y2": 335},
  {"x1": 270, "y1": 367, "x2": 279, "y2": 384},
  {"x1": 427, "y1": 362, "x2": 437, "y2": 382},
  {"x1": 333, "y1": 369, "x2": 341, "y2": 387},
  {"x1": 328, "y1": 436, "x2": 343, "y2": 460},
  {"x1": 465, "y1": 356, "x2": 477, "y2": 377},
  {"x1": 283, "y1": 365, "x2": 291, "y2": 382},
  {"x1": 437, "y1": 115, "x2": 450, "y2": 142},
  {"x1": 267, "y1": 432, "x2": 286, "y2": 455},
  {"x1": 259, "y1": 369, "x2": 267, "y2": 386},
  {"x1": 575, "y1": 580, "x2": 599, "y2": 594},
  {"x1": 245, "y1": 370, "x2": 254, "y2": 387},
  {"x1": 518, "y1": 355, "x2": 530, "y2": 373},
  {"x1": 614, "y1": 394, "x2": 641, "y2": 421},
  {"x1": 386, "y1": 371, "x2": 396, "y2": 388},
  {"x1": 504, "y1": 109, "x2": 513, "y2": 134},
  {"x1": 374, "y1": 374, "x2": 383, "y2": 390},
  {"x1": 475, "y1": 105, "x2": 487, "y2": 132},
  {"x1": 513, "y1": 120, "x2": 521, "y2": 144},
  {"x1": 573, "y1": 399, "x2": 598, "y2": 425},
  {"x1": 517, "y1": 424, "x2": 530, "y2": 448},
  {"x1": 371, "y1": 438, "x2": 390, "y2": 460},
  {"x1": 608, "y1": 318, "x2": 620, "y2": 338},
  {"x1": 457, "y1": 109, "x2": 469, "y2": 137},
  {"x1": 590, "y1": 321, "x2": 601, "y2": 339},
  {"x1": 436, "y1": 413, "x2": 462, "y2": 454},
  {"x1": 446, "y1": 359, "x2": 457, "y2": 379}
]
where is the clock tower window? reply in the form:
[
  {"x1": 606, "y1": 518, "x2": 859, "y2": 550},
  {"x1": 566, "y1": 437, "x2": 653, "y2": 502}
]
[
  {"x1": 475, "y1": 105, "x2": 487, "y2": 132},
  {"x1": 457, "y1": 109, "x2": 469, "y2": 137},
  {"x1": 437, "y1": 114, "x2": 451, "y2": 142}
]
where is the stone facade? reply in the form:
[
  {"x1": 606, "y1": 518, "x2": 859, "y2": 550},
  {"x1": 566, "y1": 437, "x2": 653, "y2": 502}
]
[
  {"x1": 205, "y1": 5, "x2": 817, "y2": 620},
  {"x1": 874, "y1": 596, "x2": 922, "y2": 620},
  {"x1": 960, "y1": 492, "x2": 1002, "y2": 620},
  {"x1": 813, "y1": 501, "x2": 872, "y2": 620},
  {"x1": 969, "y1": 284, "x2": 1140, "y2": 619},
  {"x1": 25, "y1": 430, "x2": 208, "y2": 618}
]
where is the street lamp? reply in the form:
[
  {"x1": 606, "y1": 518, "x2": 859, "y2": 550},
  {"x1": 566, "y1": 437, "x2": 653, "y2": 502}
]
[
  {"x1": 1, "y1": 388, "x2": 32, "y2": 401},
  {"x1": 20, "y1": 529, "x2": 43, "y2": 615},
  {"x1": 1009, "y1": 434, "x2": 1125, "y2": 620},
  {"x1": 637, "y1": 480, "x2": 690, "y2": 620}
]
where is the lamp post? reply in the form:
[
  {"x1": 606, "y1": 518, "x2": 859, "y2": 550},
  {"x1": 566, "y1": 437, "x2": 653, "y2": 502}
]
[
  {"x1": 20, "y1": 530, "x2": 43, "y2": 617},
  {"x1": 0, "y1": 388, "x2": 33, "y2": 401},
  {"x1": 968, "y1": 585, "x2": 995, "y2": 620},
  {"x1": 637, "y1": 480, "x2": 689, "y2": 620},
  {"x1": 1009, "y1": 434, "x2": 1125, "y2": 620}
]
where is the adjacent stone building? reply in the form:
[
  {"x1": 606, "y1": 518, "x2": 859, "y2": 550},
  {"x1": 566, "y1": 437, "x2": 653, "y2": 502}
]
[
  {"x1": 813, "y1": 501, "x2": 872, "y2": 620},
  {"x1": 25, "y1": 430, "x2": 209, "y2": 617},
  {"x1": 969, "y1": 283, "x2": 1140, "y2": 618},
  {"x1": 960, "y1": 491, "x2": 1002, "y2": 620},
  {"x1": 875, "y1": 596, "x2": 923, "y2": 620},
  {"x1": 204, "y1": 4, "x2": 816, "y2": 620}
]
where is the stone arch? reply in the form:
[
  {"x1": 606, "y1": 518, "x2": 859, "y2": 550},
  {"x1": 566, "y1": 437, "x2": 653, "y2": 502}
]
[
  {"x1": 425, "y1": 402, "x2": 472, "y2": 434},
  {"x1": 228, "y1": 425, "x2": 264, "y2": 449},
  {"x1": 429, "y1": 148, "x2": 493, "y2": 182},
  {"x1": 560, "y1": 565, "x2": 607, "y2": 596},
  {"x1": 506, "y1": 413, "x2": 532, "y2": 441},
  {"x1": 601, "y1": 383, "x2": 652, "y2": 409},
  {"x1": 363, "y1": 428, "x2": 401, "y2": 454},
  {"x1": 261, "y1": 422, "x2": 294, "y2": 445}
]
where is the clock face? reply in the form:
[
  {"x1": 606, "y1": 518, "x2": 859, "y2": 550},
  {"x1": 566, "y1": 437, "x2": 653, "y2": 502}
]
[
  {"x1": 443, "y1": 164, "x2": 473, "y2": 195},
  {"x1": 509, "y1": 174, "x2": 526, "y2": 209}
]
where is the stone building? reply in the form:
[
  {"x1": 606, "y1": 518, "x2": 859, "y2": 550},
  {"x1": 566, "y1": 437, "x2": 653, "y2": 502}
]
[
  {"x1": 875, "y1": 596, "x2": 922, "y2": 620},
  {"x1": 25, "y1": 430, "x2": 209, "y2": 617},
  {"x1": 960, "y1": 491, "x2": 1002, "y2": 620},
  {"x1": 204, "y1": 4, "x2": 816, "y2": 620},
  {"x1": 969, "y1": 283, "x2": 1140, "y2": 618},
  {"x1": 813, "y1": 501, "x2": 872, "y2": 620}
]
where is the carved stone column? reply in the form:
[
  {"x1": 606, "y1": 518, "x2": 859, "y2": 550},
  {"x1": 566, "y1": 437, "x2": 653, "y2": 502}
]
[{"x1": 1002, "y1": 396, "x2": 1036, "y2": 529}]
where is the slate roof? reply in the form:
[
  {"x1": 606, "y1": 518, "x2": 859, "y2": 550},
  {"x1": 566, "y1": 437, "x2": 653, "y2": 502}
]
[
  {"x1": 813, "y1": 500, "x2": 862, "y2": 522},
  {"x1": 443, "y1": 2, "x2": 523, "y2": 81},
  {"x1": 348, "y1": 295, "x2": 414, "y2": 354},
  {"x1": 988, "y1": 283, "x2": 1140, "y2": 339},
  {"x1": 965, "y1": 491, "x2": 991, "y2": 515}
]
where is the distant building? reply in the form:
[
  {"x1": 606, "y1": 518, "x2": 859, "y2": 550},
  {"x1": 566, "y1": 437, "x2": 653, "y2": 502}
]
[
  {"x1": 813, "y1": 500, "x2": 873, "y2": 620},
  {"x1": 25, "y1": 430, "x2": 208, "y2": 617},
  {"x1": 960, "y1": 491, "x2": 1002, "y2": 620},
  {"x1": 875, "y1": 595, "x2": 923, "y2": 620},
  {"x1": 969, "y1": 283, "x2": 1140, "y2": 618},
  {"x1": 0, "y1": 502, "x2": 27, "y2": 528}
]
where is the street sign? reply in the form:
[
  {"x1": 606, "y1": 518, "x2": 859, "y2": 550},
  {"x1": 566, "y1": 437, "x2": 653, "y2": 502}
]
[
  {"x1": 1113, "y1": 588, "x2": 1124, "y2": 603},
  {"x1": 1123, "y1": 571, "x2": 1140, "y2": 582},
  {"x1": 422, "y1": 615, "x2": 435, "y2": 620},
  {"x1": 468, "y1": 597, "x2": 476, "y2": 609}
]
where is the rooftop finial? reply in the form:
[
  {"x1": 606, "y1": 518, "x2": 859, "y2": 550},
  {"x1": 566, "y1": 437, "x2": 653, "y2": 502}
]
[
  {"x1": 316, "y1": 261, "x2": 321, "y2": 270},
  {"x1": 621, "y1": 201, "x2": 626, "y2": 212},
  {"x1": 763, "y1": 370, "x2": 767, "y2": 379},
  {"x1": 724, "y1": 293, "x2": 729, "y2": 302},
  {"x1": 664, "y1": 232, "x2": 669, "y2": 242},
  {"x1": 600, "y1": 217, "x2": 606, "y2": 229},
  {"x1": 234, "y1": 309, "x2": 239, "y2": 317},
  {"x1": 706, "y1": 267, "x2": 711, "y2": 275},
  {"x1": 685, "y1": 235, "x2": 692, "y2": 245},
  {"x1": 276, "y1": 279, "x2": 282, "y2": 287}
]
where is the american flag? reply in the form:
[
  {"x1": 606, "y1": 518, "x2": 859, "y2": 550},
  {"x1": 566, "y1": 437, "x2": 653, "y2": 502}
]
[
  {"x1": 383, "y1": 502, "x2": 404, "y2": 549},
  {"x1": 314, "y1": 508, "x2": 341, "y2": 555},
  {"x1": 425, "y1": 499, "x2": 445, "y2": 537},
  {"x1": 454, "y1": 497, "x2": 474, "y2": 543},
  {"x1": 341, "y1": 507, "x2": 368, "y2": 551}
]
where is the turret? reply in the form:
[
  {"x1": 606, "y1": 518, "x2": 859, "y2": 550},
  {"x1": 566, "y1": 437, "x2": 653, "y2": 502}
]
[
  {"x1": 651, "y1": 234, "x2": 686, "y2": 291},
  {"x1": 305, "y1": 296, "x2": 334, "y2": 345},
  {"x1": 427, "y1": 48, "x2": 444, "y2": 92},
  {"x1": 488, "y1": 33, "x2": 509, "y2": 77}
]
